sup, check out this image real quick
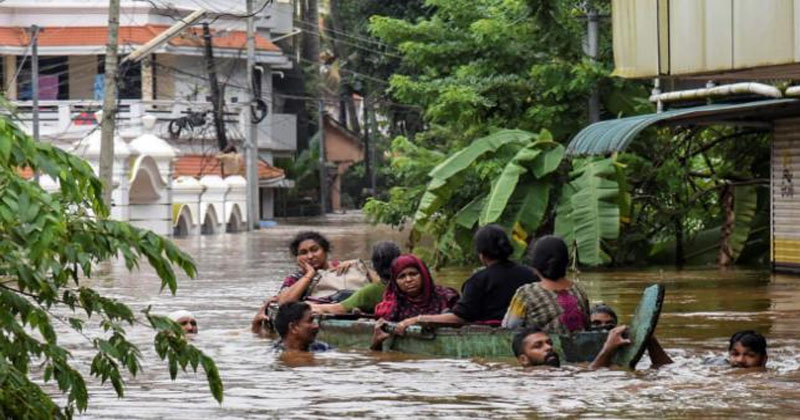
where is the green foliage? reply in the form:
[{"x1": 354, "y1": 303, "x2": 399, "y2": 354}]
[
  {"x1": 0, "y1": 114, "x2": 222, "y2": 417},
  {"x1": 554, "y1": 157, "x2": 621, "y2": 266},
  {"x1": 362, "y1": 0, "x2": 772, "y2": 269}
]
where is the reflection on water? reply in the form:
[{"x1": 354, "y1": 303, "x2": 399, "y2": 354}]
[{"x1": 64, "y1": 214, "x2": 800, "y2": 418}]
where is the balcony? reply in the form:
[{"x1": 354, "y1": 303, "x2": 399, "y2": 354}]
[{"x1": 4, "y1": 99, "x2": 297, "y2": 155}]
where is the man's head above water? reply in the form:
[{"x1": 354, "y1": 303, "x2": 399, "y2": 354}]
[
  {"x1": 728, "y1": 330, "x2": 768, "y2": 368},
  {"x1": 590, "y1": 304, "x2": 618, "y2": 331},
  {"x1": 168, "y1": 310, "x2": 198, "y2": 335},
  {"x1": 275, "y1": 302, "x2": 319, "y2": 350},
  {"x1": 512, "y1": 327, "x2": 561, "y2": 368}
]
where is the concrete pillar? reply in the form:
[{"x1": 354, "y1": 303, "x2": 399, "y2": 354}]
[
  {"x1": 153, "y1": 54, "x2": 174, "y2": 100},
  {"x1": 3, "y1": 55, "x2": 17, "y2": 100},
  {"x1": 57, "y1": 104, "x2": 71, "y2": 132},
  {"x1": 141, "y1": 56, "x2": 154, "y2": 101},
  {"x1": 260, "y1": 187, "x2": 274, "y2": 220}
]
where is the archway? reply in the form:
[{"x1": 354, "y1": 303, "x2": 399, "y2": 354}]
[
  {"x1": 173, "y1": 205, "x2": 193, "y2": 237},
  {"x1": 226, "y1": 204, "x2": 243, "y2": 233},
  {"x1": 129, "y1": 155, "x2": 169, "y2": 235},
  {"x1": 201, "y1": 205, "x2": 218, "y2": 235}
]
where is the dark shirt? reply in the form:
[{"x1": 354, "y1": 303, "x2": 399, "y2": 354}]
[
  {"x1": 452, "y1": 260, "x2": 538, "y2": 322},
  {"x1": 272, "y1": 340, "x2": 332, "y2": 353}
]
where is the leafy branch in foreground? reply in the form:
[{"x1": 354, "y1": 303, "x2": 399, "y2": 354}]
[{"x1": 0, "y1": 114, "x2": 221, "y2": 418}]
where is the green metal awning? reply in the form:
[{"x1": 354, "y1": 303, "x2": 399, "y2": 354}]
[{"x1": 567, "y1": 99, "x2": 800, "y2": 156}]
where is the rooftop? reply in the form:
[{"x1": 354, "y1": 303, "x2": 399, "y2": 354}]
[{"x1": 0, "y1": 25, "x2": 279, "y2": 52}]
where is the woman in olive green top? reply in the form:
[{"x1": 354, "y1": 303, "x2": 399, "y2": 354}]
[{"x1": 311, "y1": 241, "x2": 400, "y2": 315}]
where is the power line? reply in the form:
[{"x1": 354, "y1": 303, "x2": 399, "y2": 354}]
[
  {"x1": 292, "y1": 18, "x2": 400, "y2": 53},
  {"x1": 295, "y1": 27, "x2": 404, "y2": 61}
]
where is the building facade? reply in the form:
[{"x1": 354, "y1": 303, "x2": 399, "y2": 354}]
[{"x1": 1, "y1": 0, "x2": 298, "y2": 235}]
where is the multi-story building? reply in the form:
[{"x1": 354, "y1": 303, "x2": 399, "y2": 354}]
[{"x1": 0, "y1": 0, "x2": 298, "y2": 235}]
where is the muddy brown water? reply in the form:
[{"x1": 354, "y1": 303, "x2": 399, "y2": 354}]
[{"x1": 62, "y1": 214, "x2": 800, "y2": 418}]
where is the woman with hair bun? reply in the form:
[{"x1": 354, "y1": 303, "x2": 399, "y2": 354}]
[
  {"x1": 501, "y1": 235, "x2": 590, "y2": 333},
  {"x1": 392, "y1": 224, "x2": 538, "y2": 334}
]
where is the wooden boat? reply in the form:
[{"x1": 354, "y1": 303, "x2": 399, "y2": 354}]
[{"x1": 317, "y1": 284, "x2": 665, "y2": 369}]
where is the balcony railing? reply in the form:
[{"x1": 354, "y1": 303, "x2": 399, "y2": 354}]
[{"x1": 2, "y1": 99, "x2": 295, "y2": 153}]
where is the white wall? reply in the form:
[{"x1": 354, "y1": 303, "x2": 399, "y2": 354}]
[{"x1": 0, "y1": 0, "x2": 292, "y2": 33}]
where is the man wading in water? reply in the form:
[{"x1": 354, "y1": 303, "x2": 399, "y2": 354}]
[
  {"x1": 512, "y1": 325, "x2": 632, "y2": 369},
  {"x1": 273, "y1": 302, "x2": 331, "y2": 353}
]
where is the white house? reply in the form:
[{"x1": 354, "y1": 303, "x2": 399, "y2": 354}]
[{"x1": 1, "y1": 0, "x2": 298, "y2": 229}]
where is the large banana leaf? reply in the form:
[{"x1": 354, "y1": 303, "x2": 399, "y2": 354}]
[
  {"x1": 499, "y1": 182, "x2": 551, "y2": 259},
  {"x1": 427, "y1": 129, "x2": 535, "y2": 180},
  {"x1": 729, "y1": 184, "x2": 758, "y2": 262},
  {"x1": 479, "y1": 146, "x2": 542, "y2": 226},
  {"x1": 413, "y1": 129, "x2": 536, "y2": 233},
  {"x1": 479, "y1": 141, "x2": 564, "y2": 226},
  {"x1": 554, "y1": 157, "x2": 620, "y2": 266},
  {"x1": 454, "y1": 195, "x2": 487, "y2": 229}
]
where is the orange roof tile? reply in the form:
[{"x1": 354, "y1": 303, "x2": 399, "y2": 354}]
[
  {"x1": 0, "y1": 25, "x2": 279, "y2": 52},
  {"x1": 173, "y1": 154, "x2": 284, "y2": 180}
]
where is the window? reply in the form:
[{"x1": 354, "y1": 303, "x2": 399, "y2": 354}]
[
  {"x1": 96, "y1": 55, "x2": 142, "y2": 100},
  {"x1": 17, "y1": 55, "x2": 68, "y2": 100}
]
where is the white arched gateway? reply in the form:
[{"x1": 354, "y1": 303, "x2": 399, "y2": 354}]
[
  {"x1": 172, "y1": 176, "x2": 204, "y2": 236},
  {"x1": 201, "y1": 204, "x2": 220, "y2": 235},
  {"x1": 128, "y1": 155, "x2": 170, "y2": 235},
  {"x1": 172, "y1": 204, "x2": 193, "y2": 237}
]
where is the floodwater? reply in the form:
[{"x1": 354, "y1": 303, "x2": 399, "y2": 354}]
[{"x1": 62, "y1": 214, "x2": 800, "y2": 418}]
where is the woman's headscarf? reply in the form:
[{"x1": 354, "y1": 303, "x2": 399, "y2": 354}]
[{"x1": 373, "y1": 254, "x2": 459, "y2": 322}]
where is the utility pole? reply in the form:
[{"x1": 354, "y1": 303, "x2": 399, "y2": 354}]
[
  {"x1": 202, "y1": 22, "x2": 229, "y2": 152},
  {"x1": 368, "y1": 100, "x2": 377, "y2": 193},
  {"x1": 30, "y1": 25, "x2": 40, "y2": 143},
  {"x1": 30, "y1": 25, "x2": 41, "y2": 183},
  {"x1": 362, "y1": 96, "x2": 371, "y2": 196},
  {"x1": 245, "y1": 0, "x2": 259, "y2": 229},
  {"x1": 586, "y1": 7, "x2": 600, "y2": 123},
  {"x1": 318, "y1": 99, "x2": 327, "y2": 215},
  {"x1": 99, "y1": 0, "x2": 120, "y2": 206}
]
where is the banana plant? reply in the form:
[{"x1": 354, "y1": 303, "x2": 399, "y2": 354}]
[
  {"x1": 554, "y1": 156, "x2": 622, "y2": 266},
  {"x1": 411, "y1": 128, "x2": 567, "y2": 262}
]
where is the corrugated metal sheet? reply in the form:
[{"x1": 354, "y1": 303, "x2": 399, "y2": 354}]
[
  {"x1": 567, "y1": 99, "x2": 799, "y2": 156},
  {"x1": 611, "y1": 0, "x2": 660, "y2": 78},
  {"x1": 772, "y1": 118, "x2": 800, "y2": 271},
  {"x1": 612, "y1": 0, "x2": 800, "y2": 78},
  {"x1": 669, "y1": 0, "x2": 732, "y2": 75},
  {"x1": 733, "y1": 0, "x2": 795, "y2": 69}
]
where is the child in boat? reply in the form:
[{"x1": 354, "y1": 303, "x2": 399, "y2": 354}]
[
  {"x1": 311, "y1": 241, "x2": 401, "y2": 315},
  {"x1": 273, "y1": 302, "x2": 331, "y2": 353},
  {"x1": 502, "y1": 236, "x2": 590, "y2": 334},
  {"x1": 390, "y1": 225, "x2": 538, "y2": 334},
  {"x1": 728, "y1": 330, "x2": 768, "y2": 368},
  {"x1": 512, "y1": 325, "x2": 631, "y2": 369}
]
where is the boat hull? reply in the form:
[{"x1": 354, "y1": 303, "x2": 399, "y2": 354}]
[{"x1": 318, "y1": 284, "x2": 665, "y2": 368}]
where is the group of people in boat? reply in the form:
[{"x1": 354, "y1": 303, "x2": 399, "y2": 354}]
[{"x1": 249, "y1": 225, "x2": 770, "y2": 370}]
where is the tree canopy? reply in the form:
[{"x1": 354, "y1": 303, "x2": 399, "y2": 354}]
[
  {"x1": 0, "y1": 112, "x2": 222, "y2": 418},
  {"x1": 362, "y1": 0, "x2": 771, "y2": 268}
]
